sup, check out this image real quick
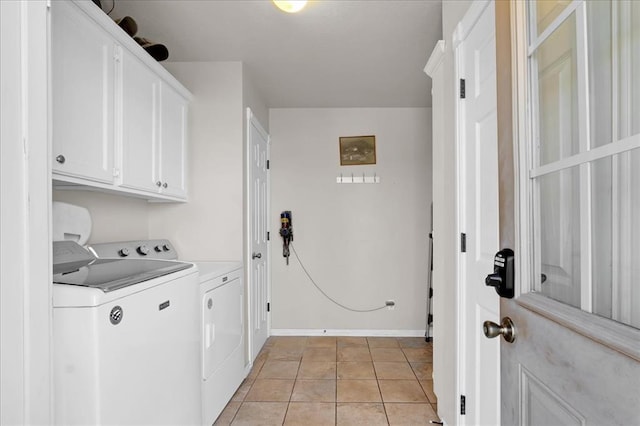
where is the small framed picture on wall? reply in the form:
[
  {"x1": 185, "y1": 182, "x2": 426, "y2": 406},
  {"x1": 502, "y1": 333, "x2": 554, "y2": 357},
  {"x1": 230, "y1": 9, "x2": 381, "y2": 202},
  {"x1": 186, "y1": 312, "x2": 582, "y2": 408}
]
[{"x1": 339, "y1": 135, "x2": 376, "y2": 166}]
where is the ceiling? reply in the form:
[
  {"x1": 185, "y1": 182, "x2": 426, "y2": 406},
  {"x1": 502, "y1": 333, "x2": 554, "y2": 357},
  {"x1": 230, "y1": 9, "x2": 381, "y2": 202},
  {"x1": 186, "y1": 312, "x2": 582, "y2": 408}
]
[{"x1": 112, "y1": 0, "x2": 442, "y2": 108}]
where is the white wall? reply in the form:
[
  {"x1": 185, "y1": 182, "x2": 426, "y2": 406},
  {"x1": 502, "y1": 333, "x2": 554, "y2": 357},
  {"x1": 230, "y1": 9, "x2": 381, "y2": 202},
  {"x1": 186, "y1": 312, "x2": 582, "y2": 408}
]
[
  {"x1": 52, "y1": 190, "x2": 149, "y2": 243},
  {"x1": 269, "y1": 108, "x2": 431, "y2": 333},
  {"x1": 242, "y1": 66, "x2": 269, "y2": 137}
]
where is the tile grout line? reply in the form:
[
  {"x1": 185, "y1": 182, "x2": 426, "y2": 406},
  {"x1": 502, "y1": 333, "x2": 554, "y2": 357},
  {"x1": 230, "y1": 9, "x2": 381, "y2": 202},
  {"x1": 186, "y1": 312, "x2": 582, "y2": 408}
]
[
  {"x1": 335, "y1": 341, "x2": 338, "y2": 426},
  {"x1": 407, "y1": 346, "x2": 431, "y2": 402},
  {"x1": 228, "y1": 358, "x2": 263, "y2": 426},
  {"x1": 372, "y1": 338, "x2": 391, "y2": 425},
  {"x1": 281, "y1": 354, "x2": 302, "y2": 426}
]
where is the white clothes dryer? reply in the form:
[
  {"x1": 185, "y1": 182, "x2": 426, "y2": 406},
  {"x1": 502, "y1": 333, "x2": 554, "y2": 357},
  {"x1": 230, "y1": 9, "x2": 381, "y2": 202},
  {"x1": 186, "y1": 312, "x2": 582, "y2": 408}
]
[{"x1": 195, "y1": 262, "x2": 245, "y2": 426}]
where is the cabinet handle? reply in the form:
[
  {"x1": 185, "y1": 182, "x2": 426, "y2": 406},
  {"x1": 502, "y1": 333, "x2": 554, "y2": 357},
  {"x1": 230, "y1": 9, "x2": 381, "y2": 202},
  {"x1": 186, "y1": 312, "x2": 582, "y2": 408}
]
[
  {"x1": 56, "y1": 155, "x2": 66, "y2": 164},
  {"x1": 162, "y1": 182, "x2": 168, "y2": 188},
  {"x1": 156, "y1": 181, "x2": 162, "y2": 187}
]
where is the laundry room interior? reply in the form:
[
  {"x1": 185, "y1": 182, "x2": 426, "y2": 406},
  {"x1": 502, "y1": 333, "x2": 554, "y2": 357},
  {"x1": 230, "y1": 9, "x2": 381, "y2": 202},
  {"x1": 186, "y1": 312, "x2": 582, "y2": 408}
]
[
  {"x1": 8, "y1": 0, "x2": 638, "y2": 425},
  {"x1": 51, "y1": 5, "x2": 439, "y2": 349},
  {"x1": 44, "y1": 0, "x2": 440, "y2": 423}
]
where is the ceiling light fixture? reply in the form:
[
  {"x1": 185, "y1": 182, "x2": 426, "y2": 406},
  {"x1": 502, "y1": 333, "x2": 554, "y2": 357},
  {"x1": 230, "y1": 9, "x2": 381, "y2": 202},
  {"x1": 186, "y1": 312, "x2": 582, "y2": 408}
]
[{"x1": 273, "y1": 0, "x2": 307, "y2": 13}]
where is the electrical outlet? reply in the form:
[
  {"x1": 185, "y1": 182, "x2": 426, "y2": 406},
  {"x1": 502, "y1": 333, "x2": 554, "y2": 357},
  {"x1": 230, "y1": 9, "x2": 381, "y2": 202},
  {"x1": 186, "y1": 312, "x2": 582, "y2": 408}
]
[{"x1": 385, "y1": 300, "x2": 395, "y2": 310}]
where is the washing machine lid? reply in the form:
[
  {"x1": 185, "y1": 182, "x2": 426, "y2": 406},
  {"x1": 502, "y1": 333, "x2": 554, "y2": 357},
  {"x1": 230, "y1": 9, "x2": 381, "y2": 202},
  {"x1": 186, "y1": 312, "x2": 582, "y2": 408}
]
[
  {"x1": 53, "y1": 241, "x2": 192, "y2": 292},
  {"x1": 53, "y1": 258, "x2": 193, "y2": 293}
]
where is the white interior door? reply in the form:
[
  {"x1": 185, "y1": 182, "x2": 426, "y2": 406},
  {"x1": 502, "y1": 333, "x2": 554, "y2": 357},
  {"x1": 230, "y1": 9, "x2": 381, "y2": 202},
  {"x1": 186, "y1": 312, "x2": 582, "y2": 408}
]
[
  {"x1": 456, "y1": 2, "x2": 501, "y2": 424},
  {"x1": 500, "y1": 1, "x2": 640, "y2": 424},
  {"x1": 247, "y1": 108, "x2": 270, "y2": 362}
]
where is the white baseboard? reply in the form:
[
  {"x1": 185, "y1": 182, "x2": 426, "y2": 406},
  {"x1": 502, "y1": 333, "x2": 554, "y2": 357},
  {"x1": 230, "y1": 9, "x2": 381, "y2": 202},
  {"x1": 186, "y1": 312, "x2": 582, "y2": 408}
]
[{"x1": 270, "y1": 329, "x2": 427, "y2": 337}]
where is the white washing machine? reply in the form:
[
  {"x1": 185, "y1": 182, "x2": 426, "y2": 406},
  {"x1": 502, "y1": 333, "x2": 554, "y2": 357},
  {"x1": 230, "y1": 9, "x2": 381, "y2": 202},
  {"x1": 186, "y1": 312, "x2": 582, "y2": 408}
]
[
  {"x1": 86, "y1": 238, "x2": 246, "y2": 426},
  {"x1": 52, "y1": 240, "x2": 201, "y2": 426},
  {"x1": 195, "y1": 261, "x2": 245, "y2": 426}
]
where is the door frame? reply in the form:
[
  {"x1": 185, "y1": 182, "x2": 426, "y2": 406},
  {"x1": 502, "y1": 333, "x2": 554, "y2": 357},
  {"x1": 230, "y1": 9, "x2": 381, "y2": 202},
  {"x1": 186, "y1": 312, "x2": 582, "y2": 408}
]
[
  {"x1": 245, "y1": 107, "x2": 271, "y2": 365},
  {"x1": 0, "y1": 1, "x2": 52, "y2": 423}
]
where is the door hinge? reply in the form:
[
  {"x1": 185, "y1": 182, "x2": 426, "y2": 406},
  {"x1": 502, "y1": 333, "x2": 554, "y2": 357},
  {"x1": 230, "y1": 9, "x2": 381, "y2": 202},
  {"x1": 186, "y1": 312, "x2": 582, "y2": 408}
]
[
  {"x1": 460, "y1": 79, "x2": 466, "y2": 99},
  {"x1": 267, "y1": 302, "x2": 270, "y2": 312},
  {"x1": 266, "y1": 160, "x2": 270, "y2": 170},
  {"x1": 267, "y1": 231, "x2": 270, "y2": 241},
  {"x1": 461, "y1": 233, "x2": 467, "y2": 253},
  {"x1": 460, "y1": 395, "x2": 466, "y2": 415}
]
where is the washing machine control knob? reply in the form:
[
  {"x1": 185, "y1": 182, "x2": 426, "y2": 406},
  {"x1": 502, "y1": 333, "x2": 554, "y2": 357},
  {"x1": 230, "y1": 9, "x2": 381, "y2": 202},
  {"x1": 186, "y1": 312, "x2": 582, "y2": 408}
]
[
  {"x1": 137, "y1": 244, "x2": 150, "y2": 255},
  {"x1": 162, "y1": 244, "x2": 171, "y2": 252},
  {"x1": 154, "y1": 245, "x2": 163, "y2": 253},
  {"x1": 119, "y1": 248, "x2": 130, "y2": 257}
]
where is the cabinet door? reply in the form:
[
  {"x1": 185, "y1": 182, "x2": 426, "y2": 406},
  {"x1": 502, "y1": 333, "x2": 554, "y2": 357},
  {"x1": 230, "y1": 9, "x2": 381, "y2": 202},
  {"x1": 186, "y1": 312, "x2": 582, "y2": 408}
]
[
  {"x1": 51, "y1": 0, "x2": 114, "y2": 183},
  {"x1": 159, "y1": 83, "x2": 188, "y2": 199},
  {"x1": 120, "y1": 48, "x2": 161, "y2": 193}
]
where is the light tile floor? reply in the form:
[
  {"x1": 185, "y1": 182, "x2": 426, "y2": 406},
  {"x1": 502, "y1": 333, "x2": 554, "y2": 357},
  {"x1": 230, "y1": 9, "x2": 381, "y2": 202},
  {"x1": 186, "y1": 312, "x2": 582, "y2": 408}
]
[{"x1": 213, "y1": 336, "x2": 440, "y2": 426}]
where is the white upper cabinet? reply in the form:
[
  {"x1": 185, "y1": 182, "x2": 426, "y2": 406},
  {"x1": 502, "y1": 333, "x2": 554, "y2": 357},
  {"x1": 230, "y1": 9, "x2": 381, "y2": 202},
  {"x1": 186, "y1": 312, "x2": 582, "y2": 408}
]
[
  {"x1": 51, "y1": 0, "x2": 115, "y2": 184},
  {"x1": 50, "y1": 0, "x2": 192, "y2": 202},
  {"x1": 120, "y1": 48, "x2": 161, "y2": 193},
  {"x1": 119, "y1": 52, "x2": 188, "y2": 199},
  {"x1": 158, "y1": 83, "x2": 188, "y2": 198}
]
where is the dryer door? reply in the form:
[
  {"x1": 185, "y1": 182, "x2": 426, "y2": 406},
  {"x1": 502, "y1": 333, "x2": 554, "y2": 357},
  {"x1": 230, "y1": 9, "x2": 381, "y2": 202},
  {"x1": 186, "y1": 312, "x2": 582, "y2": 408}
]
[{"x1": 202, "y1": 276, "x2": 243, "y2": 380}]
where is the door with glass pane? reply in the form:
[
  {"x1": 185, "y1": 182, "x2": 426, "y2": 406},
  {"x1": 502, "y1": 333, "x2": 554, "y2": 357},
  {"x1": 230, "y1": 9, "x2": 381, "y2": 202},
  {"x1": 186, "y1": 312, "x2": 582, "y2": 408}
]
[{"x1": 500, "y1": 1, "x2": 640, "y2": 424}]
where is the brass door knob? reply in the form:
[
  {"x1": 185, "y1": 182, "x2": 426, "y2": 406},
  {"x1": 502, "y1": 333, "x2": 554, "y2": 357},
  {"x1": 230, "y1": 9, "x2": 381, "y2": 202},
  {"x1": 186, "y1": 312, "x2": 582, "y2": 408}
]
[{"x1": 483, "y1": 317, "x2": 516, "y2": 343}]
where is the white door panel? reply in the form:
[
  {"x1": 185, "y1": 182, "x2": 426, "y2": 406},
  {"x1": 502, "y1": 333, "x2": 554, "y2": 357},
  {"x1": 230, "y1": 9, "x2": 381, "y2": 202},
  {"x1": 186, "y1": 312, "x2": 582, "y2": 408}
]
[
  {"x1": 501, "y1": 296, "x2": 640, "y2": 425},
  {"x1": 247, "y1": 109, "x2": 270, "y2": 361},
  {"x1": 457, "y1": 2, "x2": 500, "y2": 424}
]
